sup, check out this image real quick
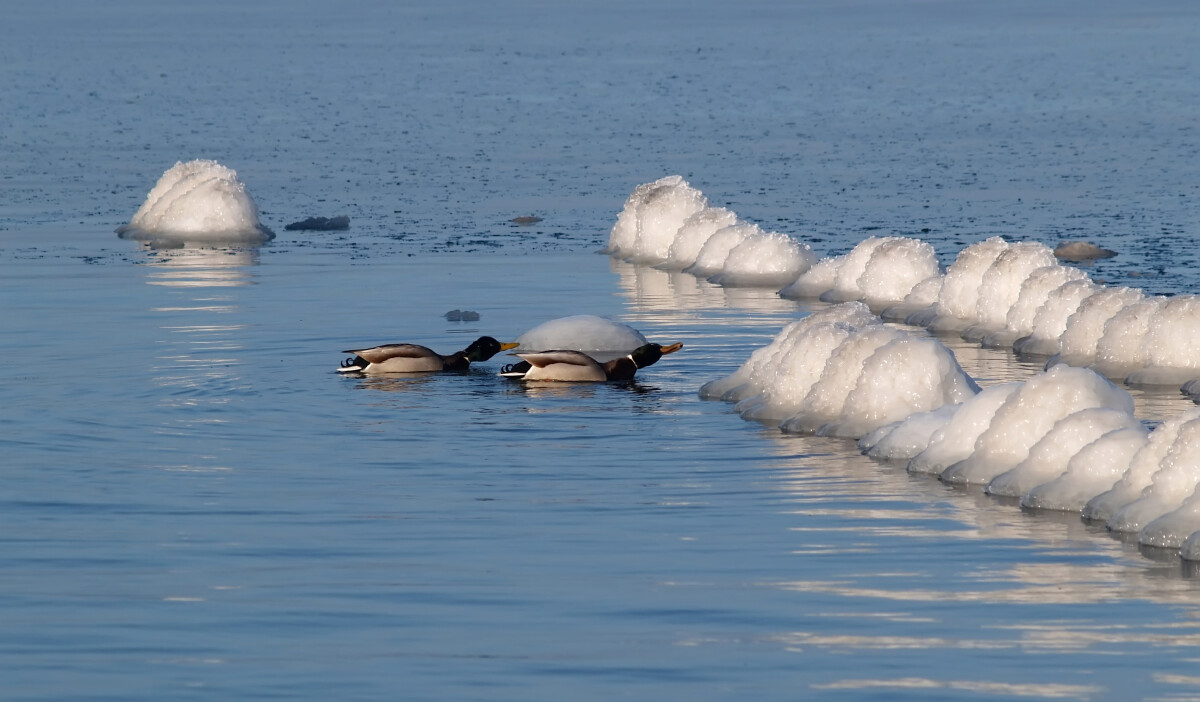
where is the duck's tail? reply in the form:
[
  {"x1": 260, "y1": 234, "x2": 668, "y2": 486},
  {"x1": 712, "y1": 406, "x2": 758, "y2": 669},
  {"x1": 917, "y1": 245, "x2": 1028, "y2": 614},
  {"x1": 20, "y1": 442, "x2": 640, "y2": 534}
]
[
  {"x1": 338, "y1": 355, "x2": 369, "y2": 373},
  {"x1": 499, "y1": 360, "x2": 532, "y2": 378}
]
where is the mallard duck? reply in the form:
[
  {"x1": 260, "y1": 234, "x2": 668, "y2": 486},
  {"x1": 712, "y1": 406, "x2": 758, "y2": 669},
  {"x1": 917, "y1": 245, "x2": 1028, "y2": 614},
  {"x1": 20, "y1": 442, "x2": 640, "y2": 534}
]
[
  {"x1": 500, "y1": 342, "x2": 682, "y2": 381},
  {"x1": 338, "y1": 336, "x2": 518, "y2": 374}
]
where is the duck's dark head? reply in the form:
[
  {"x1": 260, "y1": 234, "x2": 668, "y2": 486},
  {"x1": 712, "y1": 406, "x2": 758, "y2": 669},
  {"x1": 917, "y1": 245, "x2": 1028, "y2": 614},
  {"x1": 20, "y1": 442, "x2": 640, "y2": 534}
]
[
  {"x1": 463, "y1": 336, "x2": 520, "y2": 362},
  {"x1": 629, "y1": 342, "x2": 683, "y2": 369}
]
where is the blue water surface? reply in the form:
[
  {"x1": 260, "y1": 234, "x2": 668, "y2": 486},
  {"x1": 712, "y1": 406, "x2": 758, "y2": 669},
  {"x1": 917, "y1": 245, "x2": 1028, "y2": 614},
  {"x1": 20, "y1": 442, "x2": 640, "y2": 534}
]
[{"x1": 4, "y1": 1, "x2": 1200, "y2": 700}]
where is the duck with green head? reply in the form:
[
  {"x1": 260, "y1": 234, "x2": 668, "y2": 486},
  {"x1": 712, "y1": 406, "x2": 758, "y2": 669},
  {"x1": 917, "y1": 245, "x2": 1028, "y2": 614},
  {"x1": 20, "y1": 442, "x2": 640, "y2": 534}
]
[
  {"x1": 339, "y1": 336, "x2": 518, "y2": 374},
  {"x1": 500, "y1": 342, "x2": 682, "y2": 381}
]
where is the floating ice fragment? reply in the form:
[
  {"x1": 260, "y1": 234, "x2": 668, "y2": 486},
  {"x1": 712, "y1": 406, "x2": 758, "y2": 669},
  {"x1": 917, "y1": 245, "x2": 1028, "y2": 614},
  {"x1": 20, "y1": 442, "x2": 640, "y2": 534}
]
[{"x1": 1054, "y1": 240, "x2": 1117, "y2": 262}]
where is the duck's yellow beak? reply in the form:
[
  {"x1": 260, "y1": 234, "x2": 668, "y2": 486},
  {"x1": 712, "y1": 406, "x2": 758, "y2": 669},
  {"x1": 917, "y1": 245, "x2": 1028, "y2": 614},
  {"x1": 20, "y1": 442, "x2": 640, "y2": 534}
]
[
  {"x1": 499, "y1": 342, "x2": 520, "y2": 351},
  {"x1": 660, "y1": 342, "x2": 683, "y2": 355}
]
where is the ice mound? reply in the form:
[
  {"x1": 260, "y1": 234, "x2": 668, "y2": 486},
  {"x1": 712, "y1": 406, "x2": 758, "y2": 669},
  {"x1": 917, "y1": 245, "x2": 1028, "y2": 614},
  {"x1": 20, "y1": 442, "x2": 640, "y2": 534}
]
[
  {"x1": 820, "y1": 237, "x2": 892, "y2": 303},
  {"x1": 1013, "y1": 279, "x2": 1097, "y2": 357},
  {"x1": 984, "y1": 407, "x2": 1142, "y2": 498},
  {"x1": 786, "y1": 335, "x2": 978, "y2": 438},
  {"x1": 1082, "y1": 407, "x2": 1200, "y2": 523},
  {"x1": 706, "y1": 303, "x2": 976, "y2": 437},
  {"x1": 1125, "y1": 295, "x2": 1200, "y2": 386},
  {"x1": 118, "y1": 160, "x2": 274, "y2": 243},
  {"x1": 1140, "y1": 486, "x2": 1200, "y2": 549},
  {"x1": 780, "y1": 326, "x2": 907, "y2": 433},
  {"x1": 1183, "y1": 530, "x2": 1200, "y2": 561},
  {"x1": 940, "y1": 366, "x2": 1135, "y2": 486},
  {"x1": 908, "y1": 382, "x2": 1020, "y2": 476},
  {"x1": 698, "y1": 303, "x2": 879, "y2": 403},
  {"x1": 685, "y1": 222, "x2": 758, "y2": 278},
  {"x1": 708, "y1": 232, "x2": 816, "y2": 288},
  {"x1": 1108, "y1": 417, "x2": 1200, "y2": 536},
  {"x1": 855, "y1": 238, "x2": 940, "y2": 308},
  {"x1": 514, "y1": 315, "x2": 648, "y2": 356},
  {"x1": 963, "y1": 242, "x2": 1057, "y2": 341},
  {"x1": 779, "y1": 255, "x2": 844, "y2": 300},
  {"x1": 1022, "y1": 426, "x2": 1149, "y2": 512},
  {"x1": 1093, "y1": 297, "x2": 1167, "y2": 377},
  {"x1": 780, "y1": 237, "x2": 939, "y2": 308},
  {"x1": 604, "y1": 175, "x2": 707, "y2": 262},
  {"x1": 859, "y1": 404, "x2": 960, "y2": 462},
  {"x1": 882, "y1": 274, "x2": 943, "y2": 323},
  {"x1": 928, "y1": 237, "x2": 1010, "y2": 332},
  {"x1": 981, "y1": 266, "x2": 1086, "y2": 349},
  {"x1": 661, "y1": 207, "x2": 739, "y2": 269},
  {"x1": 1057, "y1": 286, "x2": 1145, "y2": 364}
]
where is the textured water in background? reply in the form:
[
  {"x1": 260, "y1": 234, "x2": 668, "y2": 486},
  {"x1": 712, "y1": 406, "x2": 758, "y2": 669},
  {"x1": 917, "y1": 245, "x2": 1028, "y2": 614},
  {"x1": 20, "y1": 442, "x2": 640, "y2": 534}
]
[{"x1": 4, "y1": 1, "x2": 1200, "y2": 700}]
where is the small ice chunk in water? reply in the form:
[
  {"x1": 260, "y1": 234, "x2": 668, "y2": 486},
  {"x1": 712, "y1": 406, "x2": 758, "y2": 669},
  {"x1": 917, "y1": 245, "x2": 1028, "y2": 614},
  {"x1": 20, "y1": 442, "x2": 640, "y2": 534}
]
[
  {"x1": 118, "y1": 159, "x2": 274, "y2": 243},
  {"x1": 515, "y1": 315, "x2": 648, "y2": 356},
  {"x1": 444, "y1": 309, "x2": 480, "y2": 322},
  {"x1": 1054, "y1": 240, "x2": 1117, "y2": 262}
]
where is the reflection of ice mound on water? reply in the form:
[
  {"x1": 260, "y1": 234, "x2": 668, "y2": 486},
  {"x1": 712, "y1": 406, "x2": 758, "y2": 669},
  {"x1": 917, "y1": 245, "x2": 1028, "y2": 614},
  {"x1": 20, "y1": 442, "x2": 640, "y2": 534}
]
[
  {"x1": 604, "y1": 175, "x2": 707, "y2": 263},
  {"x1": 662, "y1": 207, "x2": 738, "y2": 269},
  {"x1": 515, "y1": 315, "x2": 647, "y2": 357},
  {"x1": 708, "y1": 232, "x2": 816, "y2": 288},
  {"x1": 701, "y1": 303, "x2": 977, "y2": 438},
  {"x1": 940, "y1": 366, "x2": 1134, "y2": 486},
  {"x1": 118, "y1": 160, "x2": 274, "y2": 243},
  {"x1": 779, "y1": 237, "x2": 938, "y2": 308},
  {"x1": 1022, "y1": 426, "x2": 1148, "y2": 512}
]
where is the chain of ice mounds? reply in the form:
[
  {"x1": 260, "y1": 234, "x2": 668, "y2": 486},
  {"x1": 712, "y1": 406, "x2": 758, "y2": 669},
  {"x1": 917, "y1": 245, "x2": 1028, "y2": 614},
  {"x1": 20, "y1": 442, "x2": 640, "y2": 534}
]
[
  {"x1": 607, "y1": 176, "x2": 1200, "y2": 562},
  {"x1": 604, "y1": 175, "x2": 1200, "y2": 395}
]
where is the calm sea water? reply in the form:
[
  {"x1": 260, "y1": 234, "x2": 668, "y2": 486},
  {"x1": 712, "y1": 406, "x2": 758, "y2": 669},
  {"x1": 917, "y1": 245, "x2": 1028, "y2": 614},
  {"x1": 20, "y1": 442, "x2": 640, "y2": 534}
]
[{"x1": 5, "y1": 1, "x2": 1200, "y2": 700}]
